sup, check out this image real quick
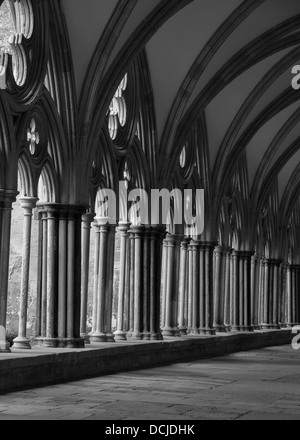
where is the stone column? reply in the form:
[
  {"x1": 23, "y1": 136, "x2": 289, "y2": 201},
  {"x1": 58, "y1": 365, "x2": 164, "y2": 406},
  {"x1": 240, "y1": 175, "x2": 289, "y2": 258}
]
[
  {"x1": 90, "y1": 218, "x2": 116, "y2": 343},
  {"x1": 114, "y1": 222, "x2": 130, "y2": 341},
  {"x1": 35, "y1": 204, "x2": 85, "y2": 348},
  {"x1": 231, "y1": 251, "x2": 254, "y2": 332},
  {"x1": 287, "y1": 265, "x2": 300, "y2": 327},
  {"x1": 251, "y1": 255, "x2": 260, "y2": 330},
  {"x1": 162, "y1": 234, "x2": 181, "y2": 337},
  {"x1": 40, "y1": 211, "x2": 48, "y2": 338},
  {"x1": 178, "y1": 238, "x2": 190, "y2": 335},
  {"x1": 105, "y1": 224, "x2": 116, "y2": 343},
  {"x1": 91, "y1": 222, "x2": 100, "y2": 335},
  {"x1": 242, "y1": 252, "x2": 254, "y2": 332},
  {"x1": 35, "y1": 211, "x2": 43, "y2": 338},
  {"x1": 272, "y1": 260, "x2": 282, "y2": 329},
  {"x1": 199, "y1": 242, "x2": 217, "y2": 335},
  {"x1": 80, "y1": 213, "x2": 95, "y2": 344},
  {"x1": 44, "y1": 208, "x2": 57, "y2": 347},
  {"x1": 213, "y1": 246, "x2": 228, "y2": 333},
  {"x1": 142, "y1": 227, "x2": 151, "y2": 341},
  {"x1": 258, "y1": 257, "x2": 265, "y2": 329},
  {"x1": 224, "y1": 248, "x2": 232, "y2": 331},
  {"x1": 131, "y1": 226, "x2": 144, "y2": 340},
  {"x1": 149, "y1": 227, "x2": 165, "y2": 341},
  {"x1": 280, "y1": 262, "x2": 288, "y2": 328},
  {"x1": 231, "y1": 250, "x2": 240, "y2": 331},
  {"x1": 187, "y1": 240, "x2": 200, "y2": 335},
  {"x1": 58, "y1": 211, "x2": 67, "y2": 341},
  {"x1": 0, "y1": 191, "x2": 18, "y2": 353},
  {"x1": 160, "y1": 241, "x2": 168, "y2": 331},
  {"x1": 127, "y1": 230, "x2": 135, "y2": 337},
  {"x1": 13, "y1": 197, "x2": 38, "y2": 350},
  {"x1": 261, "y1": 259, "x2": 282, "y2": 329}
]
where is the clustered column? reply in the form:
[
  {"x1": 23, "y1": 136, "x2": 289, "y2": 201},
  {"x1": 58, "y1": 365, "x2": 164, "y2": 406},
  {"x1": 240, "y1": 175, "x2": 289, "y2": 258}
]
[
  {"x1": 287, "y1": 265, "x2": 300, "y2": 327},
  {"x1": 251, "y1": 255, "x2": 261, "y2": 330},
  {"x1": 261, "y1": 259, "x2": 282, "y2": 329},
  {"x1": 89, "y1": 218, "x2": 116, "y2": 343},
  {"x1": 35, "y1": 204, "x2": 85, "y2": 348},
  {"x1": 128, "y1": 226, "x2": 165, "y2": 341},
  {"x1": 231, "y1": 251, "x2": 254, "y2": 332}
]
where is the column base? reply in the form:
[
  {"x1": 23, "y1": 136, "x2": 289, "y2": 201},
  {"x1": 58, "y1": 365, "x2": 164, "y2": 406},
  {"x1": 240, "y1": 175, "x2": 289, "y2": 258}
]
[
  {"x1": 225, "y1": 326, "x2": 232, "y2": 333},
  {"x1": 89, "y1": 333, "x2": 107, "y2": 343},
  {"x1": 131, "y1": 332, "x2": 143, "y2": 341},
  {"x1": 231, "y1": 326, "x2": 254, "y2": 332},
  {"x1": 58, "y1": 338, "x2": 85, "y2": 349},
  {"x1": 12, "y1": 337, "x2": 32, "y2": 350},
  {"x1": 162, "y1": 327, "x2": 181, "y2": 337},
  {"x1": 114, "y1": 331, "x2": 127, "y2": 341},
  {"x1": 0, "y1": 342, "x2": 11, "y2": 353},
  {"x1": 142, "y1": 333, "x2": 151, "y2": 341},
  {"x1": 287, "y1": 323, "x2": 300, "y2": 329},
  {"x1": 106, "y1": 333, "x2": 115, "y2": 343},
  {"x1": 198, "y1": 328, "x2": 216, "y2": 336},
  {"x1": 150, "y1": 332, "x2": 162, "y2": 341},
  {"x1": 81, "y1": 333, "x2": 91, "y2": 345},
  {"x1": 252, "y1": 325, "x2": 261, "y2": 331},
  {"x1": 261, "y1": 324, "x2": 280, "y2": 330},
  {"x1": 40, "y1": 338, "x2": 58, "y2": 348},
  {"x1": 214, "y1": 325, "x2": 227, "y2": 333},
  {"x1": 178, "y1": 326, "x2": 188, "y2": 336},
  {"x1": 188, "y1": 328, "x2": 200, "y2": 336}
]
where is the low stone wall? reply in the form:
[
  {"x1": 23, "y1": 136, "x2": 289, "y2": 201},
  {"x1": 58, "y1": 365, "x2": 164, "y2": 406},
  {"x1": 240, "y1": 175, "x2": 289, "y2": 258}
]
[{"x1": 0, "y1": 330, "x2": 293, "y2": 394}]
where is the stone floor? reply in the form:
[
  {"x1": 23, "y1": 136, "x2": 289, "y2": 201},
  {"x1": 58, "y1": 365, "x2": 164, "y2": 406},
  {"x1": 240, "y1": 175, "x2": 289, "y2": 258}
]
[{"x1": 0, "y1": 345, "x2": 299, "y2": 420}]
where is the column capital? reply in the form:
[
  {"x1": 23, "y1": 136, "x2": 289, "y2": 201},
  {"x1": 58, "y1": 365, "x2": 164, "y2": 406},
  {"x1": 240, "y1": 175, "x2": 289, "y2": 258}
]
[
  {"x1": 95, "y1": 216, "x2": 116, "y2": 226},
  {"x1": 214, "y1": 245, "x2": 231, "y2": 256},
  {"x1": 0, "y1": 189, "x2": 19, "y2": 207},
  {"x1": 289, "y1": 264, "x2": 300, "y2": 271},
  {"x1": 19, "y1": 196, "x2": 38, "y2": 211},
  {"x1": 200, "y1": 241, "x2": 218, "y2": 250},
  {"x1": 130, "y1": 225, "x2": 145, "y2": 238},
  {"x1": 37, "y1": 203, "x2": 87, "y2": 218},
  {"x1": 189, "y1": 239, "x2": 201, "y2": 250},
  {"x1": 82, "y1": 212, "x2": 96, "y2": 224}
]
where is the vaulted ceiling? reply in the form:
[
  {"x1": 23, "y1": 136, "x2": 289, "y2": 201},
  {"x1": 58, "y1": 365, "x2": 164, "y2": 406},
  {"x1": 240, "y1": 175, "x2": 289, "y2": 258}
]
[{"x1": 61, "y1": 0, "x2": 300, "y2": 208}]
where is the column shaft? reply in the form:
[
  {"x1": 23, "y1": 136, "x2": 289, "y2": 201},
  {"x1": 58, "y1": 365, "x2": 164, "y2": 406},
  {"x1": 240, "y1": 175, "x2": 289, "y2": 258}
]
[
  {"x1": 80, "y1": 213, "x2": 94, "y2": 343},
  {"x1": 13, "y1": 198, "x2": 37, "y2": 350}
]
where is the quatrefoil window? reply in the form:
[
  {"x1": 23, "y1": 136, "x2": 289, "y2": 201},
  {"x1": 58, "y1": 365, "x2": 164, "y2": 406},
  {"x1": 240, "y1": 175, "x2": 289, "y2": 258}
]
[
  {"x1": 108, "y1": 74, "x2": 128, "y2": 140},
  {"x1": 27, "y1": 118, "x2": 40, "y2": 155}
]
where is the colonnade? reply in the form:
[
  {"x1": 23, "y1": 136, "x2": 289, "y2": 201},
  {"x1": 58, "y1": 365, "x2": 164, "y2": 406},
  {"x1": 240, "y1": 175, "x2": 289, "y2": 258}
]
[{"x1": 1, "y1": 201, "x2": 300, "y2": 351}]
